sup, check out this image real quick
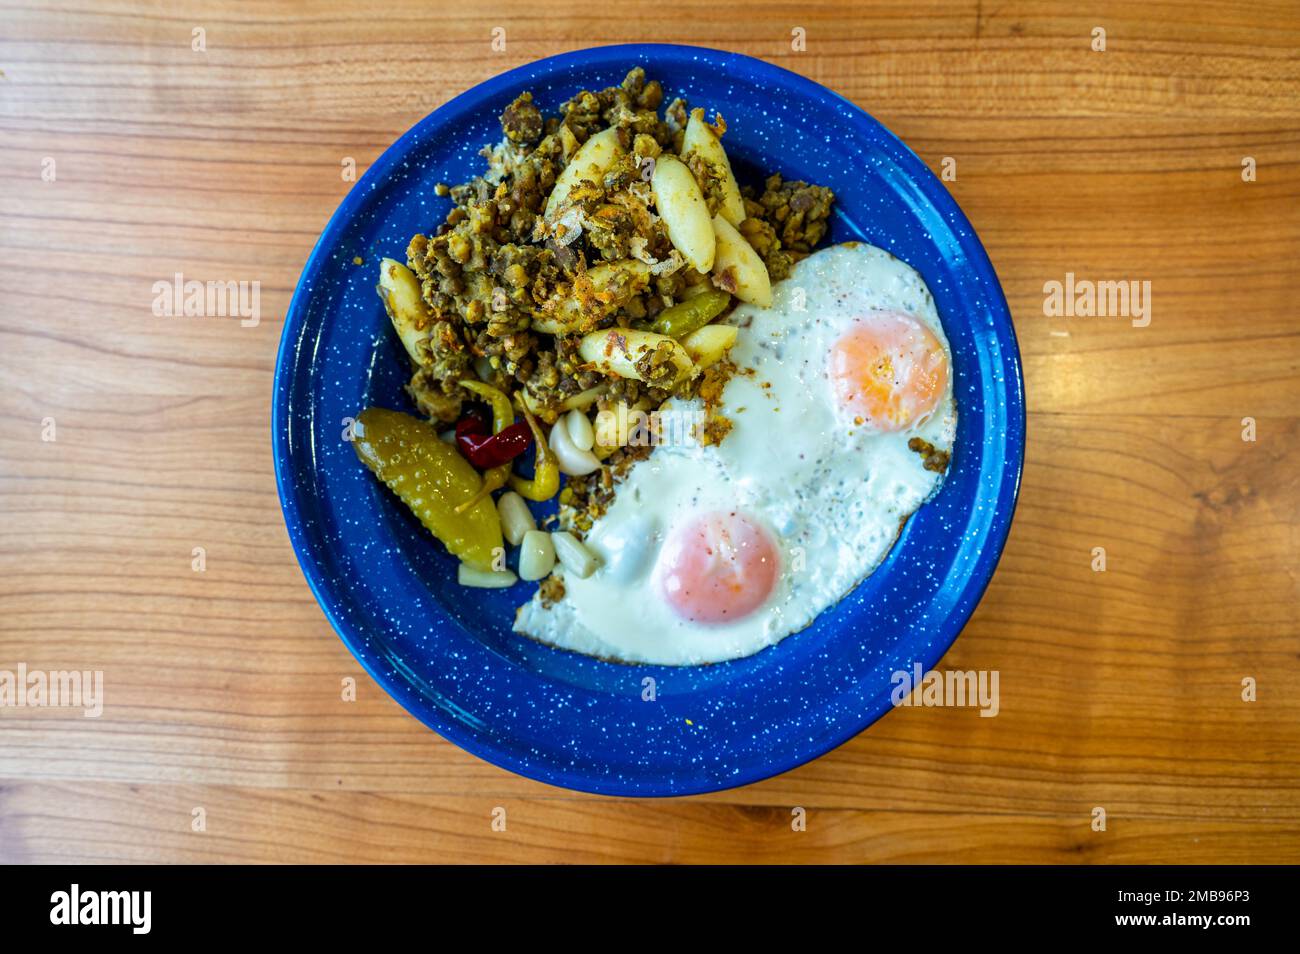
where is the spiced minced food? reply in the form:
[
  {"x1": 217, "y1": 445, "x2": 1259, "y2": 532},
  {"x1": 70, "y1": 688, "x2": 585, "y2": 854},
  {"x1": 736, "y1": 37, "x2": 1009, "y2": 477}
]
[{"x1": 389, "y1": 68, "x2": 833, "y2": 534}]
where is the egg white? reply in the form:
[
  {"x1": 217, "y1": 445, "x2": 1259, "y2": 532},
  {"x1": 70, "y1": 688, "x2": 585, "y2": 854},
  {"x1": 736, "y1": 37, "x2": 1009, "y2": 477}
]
[{"x1": 515, "y1": 242, "x2": 956, "y2": 665}]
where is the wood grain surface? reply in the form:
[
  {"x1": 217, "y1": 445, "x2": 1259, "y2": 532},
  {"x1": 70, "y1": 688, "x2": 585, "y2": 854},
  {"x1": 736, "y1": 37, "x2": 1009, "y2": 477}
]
[{"x1": 1, "y1": 0, "x2": 1298, "y2": 864}]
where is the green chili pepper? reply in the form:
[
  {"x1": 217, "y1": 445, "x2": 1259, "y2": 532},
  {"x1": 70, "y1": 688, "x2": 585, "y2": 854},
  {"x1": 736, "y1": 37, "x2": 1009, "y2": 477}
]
[
  {"x1": 353, "y1": 407, "x2": 503, "y2": 572},
  {"x1": 508, "y1": 408, "x2": 560, "y2": 502},
  {"x1": 454, "y1": 379, "x2": 520, "y2": 512},
  {"x1": 649, "y1": 289, "x2": 730, "y2": 338},
  {"x1": 460, "y1": 379, "x2": 514, "y2": 433},
  {"x1": 454, "y1": 466, "x2": 507, "y2": 514}
]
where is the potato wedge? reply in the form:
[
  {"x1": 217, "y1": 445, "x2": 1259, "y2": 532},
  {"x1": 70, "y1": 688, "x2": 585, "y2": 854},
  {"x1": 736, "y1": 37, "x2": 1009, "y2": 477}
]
[
  {"x1": 592, "y1": 400, "x2": 654, "y2": 457},
  {"x1": 681, "y1": 109, "x2": 746, "y2": 227},
  {"x1": 544, "y1": 126, "x2": 622, "y2": 218},
  {"x1": 558, "y1": 124, "x2": 580, "y2": 159},
  {"x1": 710, "y1": 215, "x2": 772, "y2": 307},
  {"x1": 680, "y1": 323, "x2": 739, "y2": 369},
  {"x1": 560, "y1": 384, "x2": 607, "y2": 412},
  {"x1": 520, "y1": 384, "x2": 607, "y2": 424},
  {"x1": 377, "y1": 258, "x2": 431, "y2": 365},
  {"x1": 651, "y1": 154, "x2": 715, "y2": 273},
  {"x1": 578, "y1": 327, "x2": 694, "y2": 385},
  {"x1": 532, "y1": 259, "x2": 651, "y2": 334}
]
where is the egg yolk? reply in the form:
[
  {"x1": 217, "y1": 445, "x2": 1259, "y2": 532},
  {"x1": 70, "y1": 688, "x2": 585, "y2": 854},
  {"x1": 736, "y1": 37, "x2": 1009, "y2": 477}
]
[
  {"x1": 657, "y1": 511, "x2": 779, "y2": 625},
  {"x1": 830, "y1": 310, "x2": 949, "y2": 431}
]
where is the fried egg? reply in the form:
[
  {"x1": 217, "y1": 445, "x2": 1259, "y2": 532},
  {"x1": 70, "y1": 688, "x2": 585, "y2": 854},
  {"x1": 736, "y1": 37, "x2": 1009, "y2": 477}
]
[{"x1": 515, "y1": 242, "x2": 956, "y2": 665}]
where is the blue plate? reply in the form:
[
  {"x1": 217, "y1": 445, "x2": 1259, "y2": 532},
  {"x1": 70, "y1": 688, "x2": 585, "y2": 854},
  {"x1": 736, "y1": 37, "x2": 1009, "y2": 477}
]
[{"x1": 273, "y1": 44, "x2": 1024, "y2": 796}]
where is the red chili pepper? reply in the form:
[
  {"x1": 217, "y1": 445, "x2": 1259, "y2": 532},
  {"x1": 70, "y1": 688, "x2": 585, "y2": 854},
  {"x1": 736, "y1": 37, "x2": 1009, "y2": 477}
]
[
  {"x1": 456, "y1": 419, "x2": 533, "y2": 470},
  {"x1": 456, "y1": 405, "x2": 490, "y2": 440}
]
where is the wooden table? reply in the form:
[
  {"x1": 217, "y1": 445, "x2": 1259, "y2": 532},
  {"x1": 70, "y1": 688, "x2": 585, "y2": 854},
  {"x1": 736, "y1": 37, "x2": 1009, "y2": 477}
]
[{"x1": 1, "y1": 0, "x2": 1297, "y2": 864}]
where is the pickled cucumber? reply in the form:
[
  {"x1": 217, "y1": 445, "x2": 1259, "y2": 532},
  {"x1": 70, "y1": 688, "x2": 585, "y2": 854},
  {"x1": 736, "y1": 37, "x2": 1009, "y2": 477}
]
[
  {"x1": 649, "y1": 289, "x2": 730, "y2": 338},
  {"x1": 353, "y1": 407, "x2": 503, "y2": 572}
]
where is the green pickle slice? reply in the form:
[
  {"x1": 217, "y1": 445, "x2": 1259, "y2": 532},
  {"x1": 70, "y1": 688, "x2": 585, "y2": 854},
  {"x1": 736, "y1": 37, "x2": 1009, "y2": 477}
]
[
  {"x1": 353, "y1": 407, "x2": 503, "y2": 572},
  {"x1": 649, "y1": 289, "x2": 731, "y2": 338}
]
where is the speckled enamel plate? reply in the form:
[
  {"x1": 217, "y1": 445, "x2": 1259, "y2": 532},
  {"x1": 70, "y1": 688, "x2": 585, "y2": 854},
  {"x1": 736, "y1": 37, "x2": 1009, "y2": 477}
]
[{"x1": 273, "y1": 44, "x2": 1025, "y2": 796}]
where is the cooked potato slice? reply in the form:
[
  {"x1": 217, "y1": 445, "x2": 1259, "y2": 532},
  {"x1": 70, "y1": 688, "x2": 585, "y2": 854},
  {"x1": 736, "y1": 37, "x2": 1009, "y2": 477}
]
[
  {"x1": 681, "y1": 109, "x2": 746, "y2": 227},
  {"x1": 592, "y1": 399, "x2": 655, "y2": 458},
  {"x1": 518, "y1": 529, "x2": 557, "y2": 581},
  {"x1": 578, "y1": 327, "x2": 694, "y2": 385},
  {"x1": 532, "y1": 259, "x2": 651, "y2": 334},
  {"x1": 710, "y1": 215, "x2": 772, "y2": 307},
  {"x1": 560, "y1": 384, "x2": 607, "y2": 412},
  {"x1": 680, "y1": 323, "x2": 739, "y2": 369},
  {"x1": 457, "y1": 564, "x2": 517, "y2": 588},
  {"x1": 558, "y1": 124, "x2": 580, "y2": 159},
  {"x1": 651, "y1": 154, "x2": 715, "y2": 273},
  {"x1": 520, "y1": 384, "x2": 607, "y2": 424},
  {"x1": 552, "y1": 531, "x2": 599, "y2": 578},
  {"x1": 591, "y1": 401, "x2": 631, "y2": 458},
  {"x1": 377, "y1": 258, "x2": 431, "y2": 365},
  {"x1": 544, "y1": 126, "x2": 623, "y2": 218}
]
